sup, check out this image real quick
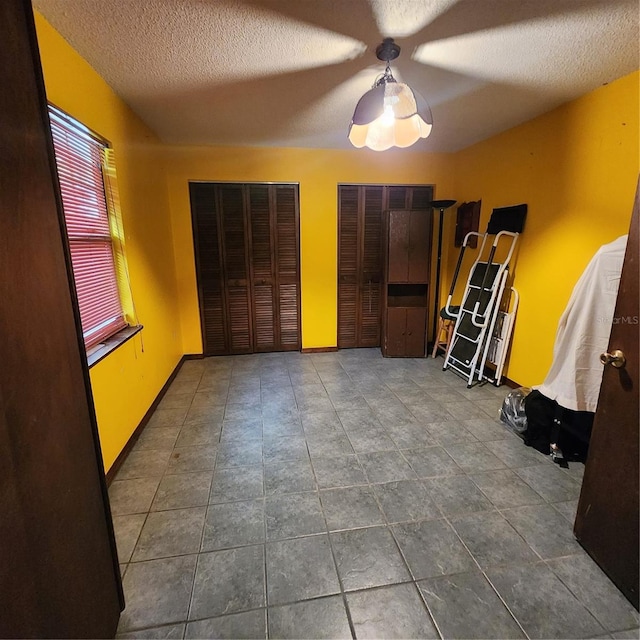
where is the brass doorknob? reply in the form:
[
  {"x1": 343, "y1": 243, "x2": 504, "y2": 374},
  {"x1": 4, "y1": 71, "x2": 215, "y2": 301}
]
[{"x1": 600, "y1": 349, "x2": 626, "y2": 368}]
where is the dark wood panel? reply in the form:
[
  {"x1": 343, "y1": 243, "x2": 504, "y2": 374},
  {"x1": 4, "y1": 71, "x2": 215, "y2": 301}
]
[
  {"x1": 384, "y1": 308, "x2": 407, "y2": 356},
  {"x1": 274, "y1": 185, "x2": 301, "y2": 350},
  {"x1": 279, "y1": 283, "x2": 300, "y2": 349},
  {"x1": 190, "y1": 182, "x2": 227, "y2": 354},
  {"x1": 248, "y1": 184, "x2": 272, "y2": 281},
  {"x1": 405, "y1": 307, "x2": 427, "y2": 356},
  {"x1": 388, "y1": 210, "x2": 410, "y2": 282},
  {"x1": 574, "y1": 182, "x2": 639, "y2": 609},
  {"x1": 253, "y1": 283, "x2": 275, "y2": 350},
  {"x1": 0, "y1": 0, "x2": 122, "y2": 635},
  {"x1": 275, "y1": 185, "x2": 299, "y2": 280},
  {"x1": 408, "y1": 211, "x2": 431, "y2": 282},
  {"x1": 387, "y1": 186, "x2": 409, "y2": 210},
  {"x1": 409, "y1": 187, "x2": 432, "y2": 210},
  {"x1": 338, "y1": 185, "x2": 360, "y2": 347},
  {"x1": 219, "y1": 185, "x2": 248, "y2": 282}
]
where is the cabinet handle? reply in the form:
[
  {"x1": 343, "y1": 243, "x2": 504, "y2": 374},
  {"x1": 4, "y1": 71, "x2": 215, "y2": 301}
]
[{"x1": 408, "y1": 332, "x2": 412, "y2": 335}]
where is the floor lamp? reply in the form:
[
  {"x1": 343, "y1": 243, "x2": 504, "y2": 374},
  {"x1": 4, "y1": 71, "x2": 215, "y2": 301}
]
[{"x1": 428, "y1": 199, "x2": 457, "y2": 349}]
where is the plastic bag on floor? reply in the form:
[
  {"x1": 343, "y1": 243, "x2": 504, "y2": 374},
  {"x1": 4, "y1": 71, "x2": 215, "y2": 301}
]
[{"x1": 499, "y1": 387, "x2": 531, "y2": 437}]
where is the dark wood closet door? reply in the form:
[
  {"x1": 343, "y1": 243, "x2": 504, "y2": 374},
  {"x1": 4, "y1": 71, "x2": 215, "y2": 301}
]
[
  {"x1": 1, "y1": 0, "x2": 122, "y2": 635},
  {"x1": 337, "y1": 185, "x2": 360, "y2": 346},
  {"x1": 191, "y1": 182, "x2": 300, "y2": 355},
  {"x1": 248, "y1": 184, "x2": 276, "y2": 351},
  {"x1": 361, "y1": 187, "x2": 384, "y2": 346},
  {"x1": 274, "y1": 185, "x2": 301, "y2": 350},
  {"x1": 219, "y1": 185, "x2": 252, "y2": 353},
  {"x1": 338, "y1": 185, "x2": 384, "y2": 348},
  {"x1": 338, "y1": 184, "x2": 432, "y2": 349},
  {"x1": 248, "y1": 184, "x2": 300, "y2": 352},
  {"x1": 190, "y1": 182, "x2": 227, "y2": 353}
]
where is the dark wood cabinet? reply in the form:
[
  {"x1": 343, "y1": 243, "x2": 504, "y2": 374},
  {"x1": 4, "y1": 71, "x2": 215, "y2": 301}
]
[
  {"x1": 384, "y1": 306, "x2": 427, "y2": 357},
  {"x1": 338, "y1": 185, "x2": 433, "y2": 349},
  {"x1": 382, "y1": 209, "x2": 433, "y2": 357},
  {"x1": 190, "y1": 182, "x2": 301, "y2": 355},
  {"x1": 387, "y1": 209, "x2": 430, "y2": 282}
]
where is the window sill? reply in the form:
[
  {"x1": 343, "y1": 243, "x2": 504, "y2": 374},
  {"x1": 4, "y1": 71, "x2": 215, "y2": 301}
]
[{"x1": 86, "y1": 325, "x2": 143, "y2": 368}]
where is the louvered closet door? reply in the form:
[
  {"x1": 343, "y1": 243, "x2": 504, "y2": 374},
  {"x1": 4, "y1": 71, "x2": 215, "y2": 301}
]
[
  {"x1": 360, "y1": 187, "x2": 383, "y2": 346},
  {"x1": 191, "y1": 182, "x2": 300, "y2": 355},
  {"x1": 219, "y1": 185, "x2": 252, "y2": 353},
  {"x1": 248, "y1": 185, "x2": 275, "y2": 351},
  {"x1": 338, "y1": 185, "x2": 359, "y2": 346},
  {"x1": 190, "y1": 182, "x2": 228, "y2": 354},
  {"x1": 274, "y1": 185, "x2": 301, "y2": 350},
  {"x1": 248, "y1": 184, "x2": 301, "y2": 352},
  {"x1": 338, "y1": 185, "x2": 384, "y2": 348}
]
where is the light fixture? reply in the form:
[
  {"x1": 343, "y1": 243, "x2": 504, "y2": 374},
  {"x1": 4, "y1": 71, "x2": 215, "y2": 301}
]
[{"x1": 348, "y1": 38, "x2": 432, "y2": 151}]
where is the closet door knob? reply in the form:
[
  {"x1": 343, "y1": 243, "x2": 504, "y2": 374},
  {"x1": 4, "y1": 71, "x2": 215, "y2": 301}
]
[{"x1": 600, "y1": 349, "x2": 626, "y2": 368}]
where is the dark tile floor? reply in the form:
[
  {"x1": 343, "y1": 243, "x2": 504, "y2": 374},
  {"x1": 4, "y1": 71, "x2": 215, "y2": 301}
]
[{"x1": 110, "y1": 349, "x2": 639, "y2": 639}]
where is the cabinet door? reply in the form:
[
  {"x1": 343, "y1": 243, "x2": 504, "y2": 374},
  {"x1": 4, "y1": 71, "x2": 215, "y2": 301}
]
[
  {"x1": 385, "y1": 308, "x2": 407, "y2": 356},
  {"x1": 387, "y1": 210, "x2": 410, "y2": 282},
  {"x1": 408, "y1": 211, "x2": 431, "y2": 282},
  {"x1": 405, "y1": 307, "x2": 427, "y2": 357}
]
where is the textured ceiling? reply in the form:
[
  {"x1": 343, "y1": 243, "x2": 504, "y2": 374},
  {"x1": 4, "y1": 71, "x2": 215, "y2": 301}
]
[{"x1": 33, "y1": 0, "x2": 639, "y2": 152}]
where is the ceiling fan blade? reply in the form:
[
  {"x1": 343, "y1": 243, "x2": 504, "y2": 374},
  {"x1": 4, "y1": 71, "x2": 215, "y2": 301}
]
[
  {"x1": 241, "y1": 0, "x2": 382, "y2": 46},
  {"x1": 401, "y1": 0, "x2": 634, "y2": 50}
]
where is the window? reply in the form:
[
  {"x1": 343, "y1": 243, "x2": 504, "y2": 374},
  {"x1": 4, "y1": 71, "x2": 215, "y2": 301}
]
[{"x1": 48, "y1": 106, "x2": 128, "y2": 348}]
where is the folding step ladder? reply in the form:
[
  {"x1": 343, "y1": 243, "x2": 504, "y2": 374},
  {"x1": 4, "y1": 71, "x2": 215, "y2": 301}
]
[
  {"x1": 443, "y1": 205, "x2": 527, "y2": 387},
  {"x1": 480, "y1": 286, "x2": 519, "y2": 386}
]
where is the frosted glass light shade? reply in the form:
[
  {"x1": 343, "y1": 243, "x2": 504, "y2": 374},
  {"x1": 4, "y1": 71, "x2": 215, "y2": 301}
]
[{"x1": 348, "y1": 82, "x2": 432, "y2": 151}]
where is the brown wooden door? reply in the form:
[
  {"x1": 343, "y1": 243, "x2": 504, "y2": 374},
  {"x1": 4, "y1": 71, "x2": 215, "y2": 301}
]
[
  {"x1": 405, "y1": 307, "x2": 427, "y2": 356},
  {"x1": 387, "y1": 210, "x2": 431, "y2": 283},
  {"x1": 190, "y1": 182, "x2": 228, "y2": 353},
  {"x1": 574, "y1": 183, "x2": 639, "y2": 610},
  {"x1": 408, "y1": 211, "x2": 431, "y2": 282},
  {"x1": 385, "y1": 308, "x2": 407, "y2": 356},
  {"x1": 1, "y1": 0, "x2": 123, "y2": 635},
  {"x1": 191, "y1": 182, "x2": 301, "y2": 355},
  {"x1": 388, "y1": 210, "x2": 411, "y2": 282},
  {"x1": 274, "y1": 185, "x2": 302, "y2": 350},
  {"x1": 337, "y1": 185, "x2": 384, "y2": 348},
  {"x1": 219, "y1": 185, "x2": 253, "y2": 353},
  {"x1": 338, "y1": 185, "x2": 433, "y2": 349}
]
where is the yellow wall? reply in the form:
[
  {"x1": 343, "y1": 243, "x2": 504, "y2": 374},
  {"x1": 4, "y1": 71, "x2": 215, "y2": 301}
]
[
  {"x1": 34, "y1": 9, "x2": 639, "y2": 470},
  {"x1": 164, "y1": 146, "x2": 455, "y2": 352},
  {"x1": 451, "y1": 71, "x2": 639, "y2": 386},
  {"x1": 35, "y1": 13, "x2": 182, "y2": 472}
]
